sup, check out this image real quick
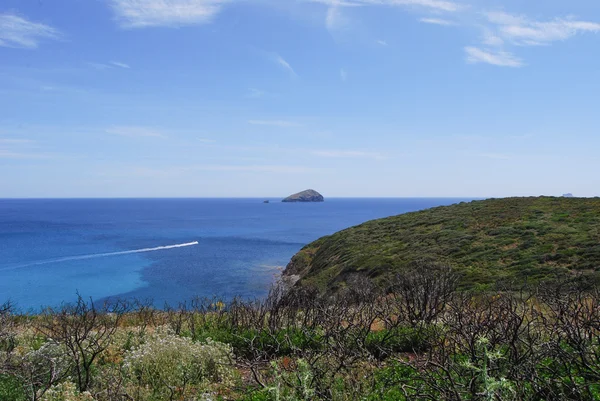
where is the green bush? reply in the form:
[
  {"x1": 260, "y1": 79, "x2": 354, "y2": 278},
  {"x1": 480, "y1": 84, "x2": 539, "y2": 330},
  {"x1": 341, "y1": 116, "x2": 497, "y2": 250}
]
[
  {"x1": 192, "y1": 327, "x2": 323, "y2": 359},
  {"x1": 0, "y1": 374, "x2": 27, "y2": 401},
  {"x1": 364, "y1": 326, "x2": 434, "y2": 359}
]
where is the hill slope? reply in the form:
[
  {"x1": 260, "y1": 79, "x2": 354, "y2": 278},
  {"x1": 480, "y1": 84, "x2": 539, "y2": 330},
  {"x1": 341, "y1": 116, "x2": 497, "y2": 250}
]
[{"x1": 284, "y1": 197, "x2": 600, "y2": 290}]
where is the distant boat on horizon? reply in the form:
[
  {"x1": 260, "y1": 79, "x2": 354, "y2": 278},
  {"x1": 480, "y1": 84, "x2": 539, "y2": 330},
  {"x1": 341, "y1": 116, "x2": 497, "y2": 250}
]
[{"x1": 263, "y1": 200, "x2": 270, "y2": 203}]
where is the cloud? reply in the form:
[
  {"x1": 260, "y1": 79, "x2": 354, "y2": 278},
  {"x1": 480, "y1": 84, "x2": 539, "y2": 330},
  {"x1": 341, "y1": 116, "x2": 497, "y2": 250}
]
[
  {"x1": 128, "y1": 164, "x2": 323, "y2": 177},
  {"x1": 246, "y1": 88, "x2": 265, "y2": 98},
  {"x1": 307, "y1": 0, "x2": 461, "y2": 13},
  {"x1": 0, "y1": 151, "x2": 52, "y2": 159},
  {"x1": 459, "y1": 11, "x2": 600, "y2": 67},
  {"x1": 109, "y1": 0, "x2": 229, "y2": 28},
  {"x1": 0, "y1": 137, "x2": 50, "y2": 159},
  {"x1": 419, "y1": 18, "x2": 455, "y2": 26},
  {"x1": 0, "y1": 13, "x2": 60, "y2": 49},
  {"x1": 326, "y1": 5, "x2": 351, "y2": 32},
  {"x1": 311, "y1": 149, "x2": 386, "y2": 160},
  {"x1": 310, "y1": 0, "x2": 460, "y2": 35},
  {"x1": 106, "y1": 126, "x2": 167, "y2": 138},
  {"x1": 248, "y1": 120, "x2": 301, "y2": 127},
  {"x1": 311, "y1": 2, "x2": 600, "y2": 68},
  {"x1": 481, "y1": 31, "x2": 504, "y2": 46},
  {"x1": 388, "y1": 0, "x2": 461, "y2": 12},
  {"x1": 376, "y1": 39, "x2": 388, "y2": 46},
  {"x1": 88, "y1": 61, "x2": 131, "y2": 70},
  {"x1": 340, "y1": 69, "x2": 348, "y2": 81},
  {"x1": 0, "y1": 138, "x2": 36, "y2": 145},
  {"x1": 484, "y1": 11, "x2": 600, "y2": 46},
  {"x1": 88, "y1": 62, "x2": 113, "y2": 70},
  {"x1": 197, "y1": 164, "x2": 322, "y2": 173},
  {"x1": 271, "y1": 53, "x2": 298, "y2": 78},
  {"x1": 465, "y1": 46, "x2": 523, "y2": 67},
  {"x1": 110, "y1": 61, "x2": 131, "y2": 69}
]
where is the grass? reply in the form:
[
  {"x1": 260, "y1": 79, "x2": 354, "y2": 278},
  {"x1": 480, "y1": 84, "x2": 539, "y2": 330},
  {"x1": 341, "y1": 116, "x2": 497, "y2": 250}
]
[{"x1": 285, "y1": 197, "x2": 600, "y2": 291}]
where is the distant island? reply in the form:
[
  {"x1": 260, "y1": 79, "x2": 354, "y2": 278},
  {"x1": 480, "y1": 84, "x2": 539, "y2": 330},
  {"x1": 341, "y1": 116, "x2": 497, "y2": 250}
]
[
  {"x1": 563, "y1": 193, "x2": 574, "y2": 198},
  {"x1": 282, "y1": 189, "x2": 324, "y2": 203},
  {"x1": 284, "y1": 196, "x2": 600, "y2": 292}
]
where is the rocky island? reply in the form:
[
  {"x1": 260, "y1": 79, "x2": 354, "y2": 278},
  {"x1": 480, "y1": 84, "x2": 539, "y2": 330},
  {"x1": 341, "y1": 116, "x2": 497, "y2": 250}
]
[{"x1": 282, "y1": 189, "x2": 324, "y2": 203}]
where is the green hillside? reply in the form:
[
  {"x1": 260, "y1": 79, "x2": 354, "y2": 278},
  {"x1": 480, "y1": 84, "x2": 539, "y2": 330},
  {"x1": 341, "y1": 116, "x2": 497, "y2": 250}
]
[{"x1": 284, "y1": 197, "x2": 600, "y2": 290}]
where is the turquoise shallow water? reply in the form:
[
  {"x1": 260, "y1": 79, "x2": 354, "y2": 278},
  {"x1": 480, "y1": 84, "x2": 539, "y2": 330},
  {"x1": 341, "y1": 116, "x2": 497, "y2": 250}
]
[{"x1": 0, "y1": 198, "x2": 473, "y2": 310}]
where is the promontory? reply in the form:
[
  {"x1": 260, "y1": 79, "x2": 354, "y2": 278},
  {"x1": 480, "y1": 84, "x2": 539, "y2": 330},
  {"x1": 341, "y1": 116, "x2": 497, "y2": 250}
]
[
  {"x1": 284, "y1": 197, "x2": 600, "y2": 292},
  {"x1": 282, "y1": 189, "x2": 324, "y2": 203}
]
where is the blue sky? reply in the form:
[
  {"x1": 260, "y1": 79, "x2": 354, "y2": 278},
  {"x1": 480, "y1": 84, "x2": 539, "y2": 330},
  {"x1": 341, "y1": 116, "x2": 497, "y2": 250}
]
[{"x1": 1, "y1": 0, "x2": 599, "y2": 198}]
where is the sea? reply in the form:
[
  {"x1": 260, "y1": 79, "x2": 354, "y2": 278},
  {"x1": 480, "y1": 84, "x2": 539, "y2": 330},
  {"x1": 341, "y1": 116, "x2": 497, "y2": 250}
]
[{"x1": 0, "y1": 198, "x2": 473, "y2": 311}]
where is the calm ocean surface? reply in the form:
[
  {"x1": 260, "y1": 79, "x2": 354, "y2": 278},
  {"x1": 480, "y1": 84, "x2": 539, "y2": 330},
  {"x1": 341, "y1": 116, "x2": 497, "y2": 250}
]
[{"x1": 0, "y1": 198, "x2": 473, "y2": 311}]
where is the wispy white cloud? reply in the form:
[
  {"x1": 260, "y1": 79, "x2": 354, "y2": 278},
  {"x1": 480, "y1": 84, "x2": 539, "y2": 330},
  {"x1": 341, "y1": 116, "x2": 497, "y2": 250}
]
[
  {"x1": 340, "y1": 69, "x2": 348, "y2": 81},
  {"x1": 0, "y1": 137, "x2": 50, "y2": 159},
  {"x1": 109, "y1": 0, "x2": 229, "y2": 28},
  {"x1": 271, "y1": 53, "x2": 298, "y2": 78},
  {"x1": 110, "y1": 61, "x2": 131, "y2": 69},
  {"x1": 246, "y1": 88, "x2": 265, "y2": 98},
  {"x1": 0, "y1": 13, "x2": 60, "y2": 49},
  {"x1": 106, "y1": 126, "x2": 167, "y2": 138},
  {"x1": 376, "y1": 39, "x2": 388, "y2": 46},
  {"x1": 325, "y1": 5, "x2": 352, "y2": 33},
  {"x1": 0, "y1": 150, "x2": 52, "y2": 160},
  {"x1": 88, "y1": 62, "x2": 112, "y2": 70},
  {"x1": 484, "y1": 11, "x2": 600, "y2": 46},
  {"x1": 197, "y1": 164, "x2": 322, "y2": 173},
  {"x1": 248, "y1": 120, "x2": 301, "y2": 127},
  {"x1": 127, "y1": 164, "x2": 323, "y2": 177},
  {"x1": 0, "y1": 138, "x2": 36, "y2": 145},
  {"x1": 310, "y1": 1, "x2": 600, "y2": 68},
  {"x1": 419, "y1": 18, "x2": 455, "y2": 26},
  {"x1": 311, "y1": 149, "x2": 386, "y2": 160},
  {"x1": 465, "y1": 46, "x2": 523, "y2": 67},
  {"x1": 481, "y1": 31, "x2": 504, "y2": 47},
  {"x1": 465, "y1": 12, "x2": 600, "y2": 67},
  {"x1": 88, "y1": 61, "x2": 131, "y2": 70},
  {"x1": 307, "y1": 0, "x2": 461, "y2": 13},
  {"x1": 311, "y1": 0, "x2": 460, "y2": 36}
]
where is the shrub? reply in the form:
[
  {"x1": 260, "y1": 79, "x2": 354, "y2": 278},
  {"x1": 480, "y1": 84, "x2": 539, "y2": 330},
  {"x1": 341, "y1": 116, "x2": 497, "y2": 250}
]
[
  {"x1": 364, "y1": 325, "x2": 434, "y2": 359},
  {"x1": 122, "y1": 331, "x2": 235, "y2": 400},
  {"x1": 0, "y1": 374, "x2": 27, "y2": 401},
  {"x1": 9, "y1": 342, "x2": 72, "y2": 401},
  {"x1": 40, "y1": 382, "x2": 94, "y2": 401}
]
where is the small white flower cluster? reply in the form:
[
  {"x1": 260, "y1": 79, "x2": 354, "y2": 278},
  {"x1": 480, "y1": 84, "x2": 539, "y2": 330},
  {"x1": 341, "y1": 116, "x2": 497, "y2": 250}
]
[
  {"x1": 122, "y1": 331, "x2": 235, "y2": 398},
  {"x1": 40, "y1": 382, "x2": 94, "y2": 401},
  {"x1": 24, "y1": 341, "x2": 71, "y2": 378}
]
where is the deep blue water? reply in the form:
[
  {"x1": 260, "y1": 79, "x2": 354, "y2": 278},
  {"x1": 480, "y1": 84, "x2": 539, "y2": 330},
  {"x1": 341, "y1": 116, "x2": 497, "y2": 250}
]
[{"x1": 0, "y1": 198, "x2": 473, "y2": 311}]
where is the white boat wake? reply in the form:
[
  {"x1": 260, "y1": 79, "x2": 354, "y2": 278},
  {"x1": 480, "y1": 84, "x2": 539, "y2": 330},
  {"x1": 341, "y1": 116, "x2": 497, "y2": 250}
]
[{"x1": 1, "y1": 241, "x2": 199, "y2": 271}]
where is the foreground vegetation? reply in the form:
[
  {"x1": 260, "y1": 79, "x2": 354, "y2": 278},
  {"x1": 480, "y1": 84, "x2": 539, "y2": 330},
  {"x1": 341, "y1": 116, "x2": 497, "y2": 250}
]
[
  {"x1": 2, "y1": 197, "x2": 600, "y2": 400},
  {"x1": 285, "y1": 197, "x2": 600, "y2": 291},
  {"x1": 1, "y1": 267, "x2": 599, "y2": 400}
]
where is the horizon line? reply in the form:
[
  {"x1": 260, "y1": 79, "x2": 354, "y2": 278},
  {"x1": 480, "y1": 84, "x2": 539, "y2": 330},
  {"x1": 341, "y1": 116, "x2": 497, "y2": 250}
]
[{"x1": 0, "y1": 195, "x2": 586, "y2": 200}]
